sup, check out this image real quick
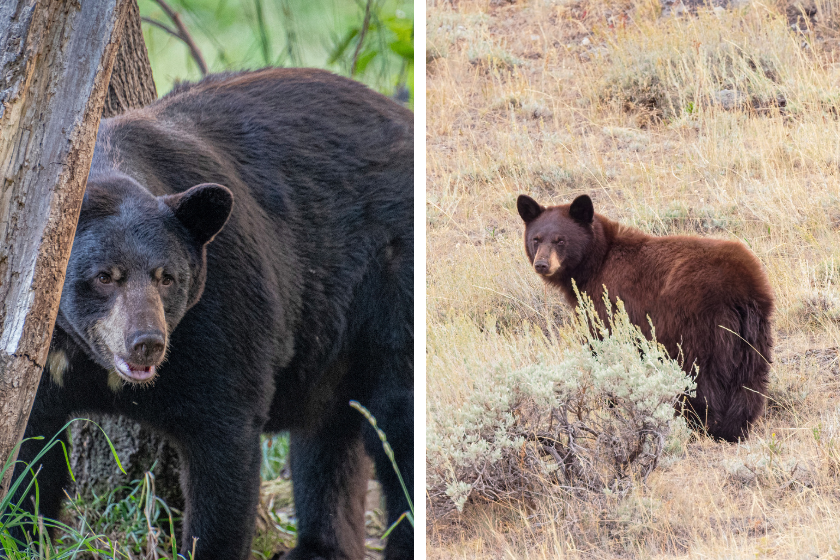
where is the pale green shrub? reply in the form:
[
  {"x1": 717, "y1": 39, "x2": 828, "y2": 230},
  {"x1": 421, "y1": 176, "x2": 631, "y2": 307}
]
[{"x1": 426, "y1": 287, "x2": 696, "y2": 516}]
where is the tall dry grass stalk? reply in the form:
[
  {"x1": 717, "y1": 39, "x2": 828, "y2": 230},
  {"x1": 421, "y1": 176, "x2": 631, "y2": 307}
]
[{"x1": 427, "y1": 0, "x2": 840, "y2": 556}]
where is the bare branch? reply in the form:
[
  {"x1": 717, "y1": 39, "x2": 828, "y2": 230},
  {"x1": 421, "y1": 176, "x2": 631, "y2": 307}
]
[
  {"x1": 146, "y1": 0, "x2": 207, "y2": 76},
  {"x1": 351, "y1": 0, "x2": 373, "y2": 76},
  {"x1": 140, "y1": 16, "x2": 178, "y2": 38}
]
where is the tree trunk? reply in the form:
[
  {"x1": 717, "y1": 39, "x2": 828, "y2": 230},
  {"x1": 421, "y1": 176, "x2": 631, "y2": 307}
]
[
  {"x1": 67, "y1": 0, "x2": 184, "y2": 510},
  {"x1": 103, "y1": 0, "x2": 157, "y2": 116},
  {"x1": 0, "y1": 0, "x2": 130, "y2": 498}
]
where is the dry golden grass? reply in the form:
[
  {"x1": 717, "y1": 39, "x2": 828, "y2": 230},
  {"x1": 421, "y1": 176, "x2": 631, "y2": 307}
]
[{"x1": 426, "y1": 0, "x2": 840, "y2": 556}]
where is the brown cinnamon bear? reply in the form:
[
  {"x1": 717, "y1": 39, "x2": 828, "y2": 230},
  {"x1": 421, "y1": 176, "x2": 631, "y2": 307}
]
[{"x1": 517, "y1": 193, "x2": 774, "y2": 441}]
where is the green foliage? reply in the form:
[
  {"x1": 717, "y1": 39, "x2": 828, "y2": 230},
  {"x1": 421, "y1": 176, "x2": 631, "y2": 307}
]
[
  {"x1": 2, "y1": 472, "x2": 187, "y2": 560},
  {"x1": 328, "y1": 5, "x2": 414, "y2": 73},
  {"x1": 138, "y1": 0, "x2": 413, "y2": 102},
  {"x1": 426, "y1": 286, "x2": 696, "y2": 515},
  {"x1": 0, "y1": 422, "x2": 179, "y2": 559},
  {"x1": 60, "y1": 471, "x2": 181, "y2": 557},
  {"x1": 260, "y1": 434, "x2": 290, "y2": 481}
]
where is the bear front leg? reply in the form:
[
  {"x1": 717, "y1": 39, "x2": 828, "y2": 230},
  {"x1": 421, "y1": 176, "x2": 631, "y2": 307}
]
[
  {"x1": 288, "y1": 418, "x2": 368, "y2": 560},
  {"x1": 176, "y1": 426, "x2": 263, "y2": 560}
]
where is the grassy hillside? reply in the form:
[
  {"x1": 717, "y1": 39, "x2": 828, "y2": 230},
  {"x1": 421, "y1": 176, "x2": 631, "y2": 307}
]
[{"x1": 426, "y1": 0, "x2": 840, "y2": 556}]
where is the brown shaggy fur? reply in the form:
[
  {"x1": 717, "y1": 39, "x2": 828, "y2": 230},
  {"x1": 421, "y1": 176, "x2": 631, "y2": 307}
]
[{"x1": 518, "y1": 194, "x2": 775, "y2": 441}]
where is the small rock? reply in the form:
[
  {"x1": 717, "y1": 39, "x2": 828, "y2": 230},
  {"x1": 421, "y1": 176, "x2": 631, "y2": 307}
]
[
  {"x1": 581, "y1": 37, "x2": 591, "y2": 46},
  {"x1": 714, "y1": 89, "x2": 748, "y2": 111},
  {"x1": 530, "y1": 105, "x2": 553, "y2": 119}
]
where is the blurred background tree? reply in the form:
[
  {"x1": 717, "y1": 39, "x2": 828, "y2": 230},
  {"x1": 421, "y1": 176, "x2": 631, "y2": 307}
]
[{"x1": 138, "y1": 0, "x2": 414, "y2": 105}]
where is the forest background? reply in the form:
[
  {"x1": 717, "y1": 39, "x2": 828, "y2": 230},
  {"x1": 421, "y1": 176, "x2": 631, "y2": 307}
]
[{"x1": 140, "y1": 0, "x2": 414, "y2": 102}]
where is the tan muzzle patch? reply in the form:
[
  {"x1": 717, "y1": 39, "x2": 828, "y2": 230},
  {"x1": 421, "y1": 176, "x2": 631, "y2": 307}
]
[
  {"x1": 90, "y1": 285, "x2": 168, "y2": 387},
  {"x1": 534, "y1": 246, "x2": 562, "y2": 276},
  {"x1": 547, "y1": 251, "x2": 562, "y2": 275},
  {"x1": 91, "y1": 293, "x2": 129, "y2": 357}
]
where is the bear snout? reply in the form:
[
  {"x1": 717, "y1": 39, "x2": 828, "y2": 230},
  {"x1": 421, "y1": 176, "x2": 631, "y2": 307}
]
[
  {"x1": 126, "y1": 330, "x2": 166, "y2": 366},
  {"x1": 534, "y1": 260, "x2": 550, "y2": 275}
]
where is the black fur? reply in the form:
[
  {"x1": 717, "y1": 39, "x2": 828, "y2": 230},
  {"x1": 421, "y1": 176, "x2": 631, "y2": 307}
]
[
  {"x1": 568, "y1": 194, "x2": 593, "y2": 224},
  {"x1": 516, "y1": 194, "x2": 543, "y2": 223},
  {"x1": 8, "y1": 68, "x2": 413, "y2": 560}
]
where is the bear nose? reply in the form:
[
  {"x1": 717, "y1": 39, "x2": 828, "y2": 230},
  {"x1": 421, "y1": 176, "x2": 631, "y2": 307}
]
[
  {"x1": 534, "y1": 260, "x2": 550, "y2": 274},
  {"x1": 128, "y1": 331, "x2": 165, "y2": 365}
]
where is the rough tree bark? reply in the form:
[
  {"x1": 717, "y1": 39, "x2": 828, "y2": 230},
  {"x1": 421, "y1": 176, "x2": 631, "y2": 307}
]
[
  {"x1": 68, "y1": 0, "x2": 184, "y2": 509},
  {"x1": 0, "y1": 0, "x2": 130, "y2": 498},
  {"x1": 103, "y1": 0, "x2": 157, "y2": 116}
]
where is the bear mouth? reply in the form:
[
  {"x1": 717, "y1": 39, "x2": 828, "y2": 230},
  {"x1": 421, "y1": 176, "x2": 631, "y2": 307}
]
[{"x1": 113, "y1": 354, "x2": 157, "y2": 383}]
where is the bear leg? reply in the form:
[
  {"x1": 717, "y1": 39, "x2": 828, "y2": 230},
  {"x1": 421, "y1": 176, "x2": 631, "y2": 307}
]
[
  {"x1": 177, "y1": 426, "x2": 263, "y2": 560},
  {"x1": 712, "y1": 384, "x2": 766, "y2": 442},
  {"x1": 288, "y1": 412, "x2": 368, "y2": 560}
]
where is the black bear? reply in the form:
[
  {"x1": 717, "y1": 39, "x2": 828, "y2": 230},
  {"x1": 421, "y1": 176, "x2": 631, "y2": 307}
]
[
  {"x1": 517, "y1": 194, "x2": 774, "y2": 442},
  {"x1": 9, "y1": 69, "x2": 413, "y2": 560}
]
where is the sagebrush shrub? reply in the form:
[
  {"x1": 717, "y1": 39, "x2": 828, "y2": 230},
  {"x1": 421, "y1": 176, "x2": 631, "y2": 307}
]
[{"x1": 426, "y1": 287, "x2": 696, "y2": 516}]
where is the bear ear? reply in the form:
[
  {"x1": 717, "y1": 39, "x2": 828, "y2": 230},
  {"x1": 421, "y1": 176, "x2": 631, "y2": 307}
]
[
  {"x1": 517, "y1": 195, "x2": 544, "y2": 223},
  {"x1": 569, "y1": 194, "x2": 594, "y2": 225},
  {"x1": 163, "y1": 183, "x2": 234, "y2": 245}
]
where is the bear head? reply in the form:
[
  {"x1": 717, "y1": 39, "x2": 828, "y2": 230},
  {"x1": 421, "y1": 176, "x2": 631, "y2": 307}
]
[
  {"x1": 517, "y1": 194, "x2": 594, "y2": 280},
  {"x1": 56, "y1": 172, "x2": 233, "y2": 385}
]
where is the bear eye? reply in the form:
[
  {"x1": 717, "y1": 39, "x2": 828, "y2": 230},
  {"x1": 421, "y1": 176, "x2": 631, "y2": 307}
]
[
  {"x1": 161, "y1": 275, "x2": 174, "y2": 286},
  {"x1": 556, "y1": 239, "x2": 565, "y2": 246},
  {"x1": 97, "y1": 272, "x2": 112, "y2": 285}
]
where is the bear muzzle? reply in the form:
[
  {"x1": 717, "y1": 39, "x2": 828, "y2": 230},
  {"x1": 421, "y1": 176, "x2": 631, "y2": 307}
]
[
  {"x1": 91, "y1": 283, "x2": 169, "y2": 384},
  {"x1": 113, "y1": 354, "x2": 157, "y2": 383},
  {"x1": 112, "y1": 329, "x2": 166, "y2": 383},
  {"x1": 127, "y1": 330, "x2": 165, "y2": 363},
  {"x1": 533, "y1": 251, "x2": 562, "y2": 276},
  {"x1": 534, "y1": 259, "x2": 550, "y2": 275}
]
